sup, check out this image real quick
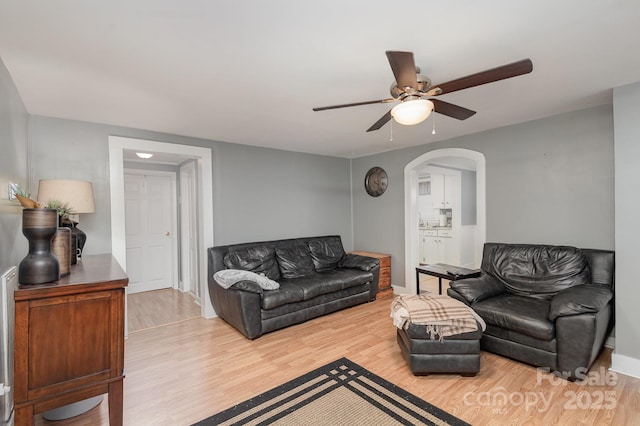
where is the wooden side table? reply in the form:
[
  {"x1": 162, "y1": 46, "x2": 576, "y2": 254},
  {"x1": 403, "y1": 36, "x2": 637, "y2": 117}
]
[
  {"x1": 14, "y1": 254, "x2": 128, "y2": 426},
  {"x1": 350, "y1": 251, "x2": 391, "y2": 293}
]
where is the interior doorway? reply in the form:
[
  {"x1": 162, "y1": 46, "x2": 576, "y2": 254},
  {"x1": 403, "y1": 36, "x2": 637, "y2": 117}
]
[
  {"x1": 124, "y1": 170, "x2": 177, "y2": 294},
  {"x1": 108, "y1": 136, "x2": 215, "y2": 321},
  {"x1": 404, "y1": 148, "x2": 486, "y2": 294}
]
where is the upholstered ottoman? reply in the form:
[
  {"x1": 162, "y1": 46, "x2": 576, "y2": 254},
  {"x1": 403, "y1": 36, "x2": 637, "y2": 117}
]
[{"x1": 396, "y1": 322, "x2": 482, "y2": 376}]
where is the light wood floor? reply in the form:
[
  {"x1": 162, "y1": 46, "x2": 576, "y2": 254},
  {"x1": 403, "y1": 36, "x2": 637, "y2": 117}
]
[
  {"x1": 36, "y1": 291, "x2": 640, "y2": 425},
  {"x1": 127, "y1": 288, "x2": 202, "y2": 333}
]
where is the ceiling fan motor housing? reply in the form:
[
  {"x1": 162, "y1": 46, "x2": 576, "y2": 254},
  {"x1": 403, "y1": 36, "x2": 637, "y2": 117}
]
[{"x1": 390, "y1": 74, "x2": 432, "y2": 100}]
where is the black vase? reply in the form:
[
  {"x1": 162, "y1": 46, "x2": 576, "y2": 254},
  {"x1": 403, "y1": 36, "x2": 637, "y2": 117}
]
[{"x1": 19, "y1": 208, "x2": 60, "y2": 284}]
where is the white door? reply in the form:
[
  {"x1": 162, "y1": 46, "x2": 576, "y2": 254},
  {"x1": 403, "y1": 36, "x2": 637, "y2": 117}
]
[{"x1": 125, "y1": 171, "x2": 176, "y2": 294}]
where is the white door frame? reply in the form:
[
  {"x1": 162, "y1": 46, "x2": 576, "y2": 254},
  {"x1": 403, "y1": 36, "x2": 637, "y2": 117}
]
[
  {"x1": 179, "y1": 160, "x2": 199, "y2": 299},
  {"x1": 124, "y1": 168, "x2": 179, "y2": 293},
  {"x1": 403, "y1": 148, "x2": 486, "y2": 295},
  {"x1": 109, "y1": 136, "x2": 215, "y2": 318}
]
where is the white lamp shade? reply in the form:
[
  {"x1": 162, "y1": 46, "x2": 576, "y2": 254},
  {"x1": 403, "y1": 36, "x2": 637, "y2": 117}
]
[
  {"x1": 37, "y1": 179, "x2": 96, "y2": 214},
  {"x1": 391, "y1": 99, "x2": 434, "y2": 125}
]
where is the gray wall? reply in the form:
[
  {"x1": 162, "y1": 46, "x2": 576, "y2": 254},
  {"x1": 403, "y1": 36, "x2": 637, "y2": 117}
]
[
  {"x1": 461, "y1": 170, "x2": 476, "y2": 226},
  {"x1": 0, "y1": 58, "x2": 29, "y2": 273},
  {"x1": 28, "y1": 116, "x2": 353, "y2": 253},
  {"x1": 352, "y1": 105, "x2": 614, "y2": 289},
  {"x1": 613, "y1": 82, "x2": 640, "y2": 365}
]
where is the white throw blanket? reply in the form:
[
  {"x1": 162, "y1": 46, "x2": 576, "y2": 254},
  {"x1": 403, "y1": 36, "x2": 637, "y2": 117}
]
[{"x1": 390, "y1": 294, "x2": 486, "y2": 341}]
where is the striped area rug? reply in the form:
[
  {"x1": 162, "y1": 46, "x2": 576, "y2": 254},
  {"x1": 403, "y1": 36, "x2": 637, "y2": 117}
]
[{"x1": 193, "y1": 358, "x2": 468, "y2": 426}]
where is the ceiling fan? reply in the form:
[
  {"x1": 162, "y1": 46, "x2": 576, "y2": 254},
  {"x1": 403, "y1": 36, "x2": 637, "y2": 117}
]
[{"x1": 313, "y1": 51, "x2": 533, "y2": 132}]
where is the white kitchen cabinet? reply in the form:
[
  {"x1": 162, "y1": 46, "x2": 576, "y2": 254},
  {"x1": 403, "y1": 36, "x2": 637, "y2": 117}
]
[
  {"x1": 421, "y1": 229, "x2": 459, "y2": 265},
  {"x1": 430, "y1": 174, "x2": 444, "y2": 208},
  {"x1": 430, "y1": 173, "x2": 455, "y2": 209},
  {"x1": 439, "y1": 234, "x2": 458, "y2": 265},
  {"x1": 419, "y1": 229, "x2": 436, "y2": 264}
]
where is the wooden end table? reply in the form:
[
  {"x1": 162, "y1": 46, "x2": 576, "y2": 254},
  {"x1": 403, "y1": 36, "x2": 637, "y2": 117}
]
[
  {"x1": 14, "y1": 254, "x2": 128, "y2": 426},
  {"x1": 415, "y1": 263, "x2": 481, "y2": 295}
]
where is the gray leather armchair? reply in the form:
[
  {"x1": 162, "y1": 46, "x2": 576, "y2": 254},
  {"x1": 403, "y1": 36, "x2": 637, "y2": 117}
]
[{"x1": 447, "y1": 243, "x2": 614, "y2": 380}]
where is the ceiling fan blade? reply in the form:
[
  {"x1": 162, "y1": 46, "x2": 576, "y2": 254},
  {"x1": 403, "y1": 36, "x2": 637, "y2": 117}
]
[
  {"x1": 431, "y1": 99, "x2": 476, "y2": 120},
  {"x1": 313, "y1": 98, "x2": 395, "y2": 111},
  {"x1": 429, "y1": 58, "x2": 533, "y2": 96},
  {"x1": 386, "y1": 51, "x2": 418, "y2": 90},
  {"x1": 366, "y1": 110, "x2": 393, "y2": 132}
]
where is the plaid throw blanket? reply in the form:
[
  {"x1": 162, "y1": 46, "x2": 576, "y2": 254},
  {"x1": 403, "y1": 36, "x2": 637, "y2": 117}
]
[{"x1": 390, "y1": 294, "x2": 484, "y2": 341}]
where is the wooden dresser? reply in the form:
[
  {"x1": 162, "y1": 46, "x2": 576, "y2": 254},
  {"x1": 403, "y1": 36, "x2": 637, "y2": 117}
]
[
  {"x1": 14, "y1": 254, "x2": 128, "y2": 426},
  {"x1": 350, "y1": 251, "x2": 391, "y2": 294}
]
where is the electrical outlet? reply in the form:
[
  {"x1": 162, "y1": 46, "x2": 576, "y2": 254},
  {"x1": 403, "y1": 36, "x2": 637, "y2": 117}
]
[{"x1": 8, "y1": 183, "x2": 18, "y2": 201}]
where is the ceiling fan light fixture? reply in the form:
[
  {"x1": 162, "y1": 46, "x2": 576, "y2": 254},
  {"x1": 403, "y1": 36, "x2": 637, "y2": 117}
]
[
  {"x1": 136, "y1": 152, "x2": 154, "y2": 159},
  {"x1": 391, "y1": 99, "x2": 434, "y2": 126}
]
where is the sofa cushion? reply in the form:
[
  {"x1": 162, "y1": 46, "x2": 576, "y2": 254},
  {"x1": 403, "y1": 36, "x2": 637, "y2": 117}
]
[
  {"x1": 285, "y1": 269, "x2": 373, "y2": 300},
  {"x1": 472, "y1": 294, "x2": 555, "y2": 341},
  {"x1": 261, "y1": 282, "x2": 305, "y2": 310},
  {"x1": 260, "y1": 284, "x2": 370, "y2": 321},
  {"x1": 490, "y1": 245, "x2": 591, "y2": 299},
  {"x1": 224, "y1": 246, "x2": 281, "y2": 280},
  {"x1": 275, "y1": 243, "x2": 316, "y2": 279},
  {"x1": 483, "y1": 324, "x2": 557, "y2": 353},
  {"x1": 308, "y1": 237, "x2": 345, "y2": 272}
]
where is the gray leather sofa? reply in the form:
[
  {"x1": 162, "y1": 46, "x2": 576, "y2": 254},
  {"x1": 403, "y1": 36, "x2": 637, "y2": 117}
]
[
  {"x1": 447, "y1": 243, "x2": 614, "y2": 380},
  {"x1": 208, "y1": 235, "x2": 380, "y2": 339}
]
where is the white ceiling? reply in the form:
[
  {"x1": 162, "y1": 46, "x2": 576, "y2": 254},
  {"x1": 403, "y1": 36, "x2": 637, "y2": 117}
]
[{"x1": 1, "y1": 1, "x2": 639, "y2": 158}]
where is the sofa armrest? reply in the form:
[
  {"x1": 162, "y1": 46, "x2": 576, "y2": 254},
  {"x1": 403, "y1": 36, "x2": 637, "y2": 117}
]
[
  {"x1": 448, "y1": 274, "x2": 506, "y2": 304},
  {"x1": 339, "y1": 254, "x2": 379, "y2": 271},
  {"x1": 556, "y1": 305, "x2": 613, "y2": 379},
  {"x1": 548, "y1": 285, "x2": 613, "y2": 321},
  {"x1": 208, "y1": 277, "x2": 263, "y2": 339},
  {"x1": 228, "y1": 280, "x2": 264, "y2": 294},
  {"x1": 338, "y1": 254, "x2": 380, "y2": 301}
]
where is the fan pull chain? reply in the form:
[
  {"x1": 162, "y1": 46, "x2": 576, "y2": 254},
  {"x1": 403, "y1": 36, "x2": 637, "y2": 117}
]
[
  {"x1": 389, "y1": 120, "x2": 393, "y2": 142},
  {"x1": 431, "y1": 113, "x2": 437, "y2": 135}
]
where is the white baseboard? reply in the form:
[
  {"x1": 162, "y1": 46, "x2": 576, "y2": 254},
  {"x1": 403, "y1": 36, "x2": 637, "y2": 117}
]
[
  {"x1": 610, "y1": 352, "x2": 640, "y2": 379},
  {"x1": 391, "y1": 285, "x2": 410, "y2": 295}
]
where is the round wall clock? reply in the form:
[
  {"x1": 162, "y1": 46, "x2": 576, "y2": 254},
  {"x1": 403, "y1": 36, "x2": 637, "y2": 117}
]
[{"x1": 364, "y1": 167, "x2": 389, "y2": 197}]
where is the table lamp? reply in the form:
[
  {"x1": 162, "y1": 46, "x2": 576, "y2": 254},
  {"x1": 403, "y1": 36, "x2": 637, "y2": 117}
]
[{"x1": 37, "y1": 179, "x2": 96, "y2": 256}]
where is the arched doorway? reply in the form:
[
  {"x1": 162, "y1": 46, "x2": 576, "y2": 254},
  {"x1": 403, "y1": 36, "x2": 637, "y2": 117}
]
[{"x1": 403, "y1": 148, "x2": 486, "y2": 294}]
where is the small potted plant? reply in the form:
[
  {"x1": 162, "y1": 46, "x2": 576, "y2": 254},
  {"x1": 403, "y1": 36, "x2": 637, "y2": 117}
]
[{"x1": 46, "y1": 199, "x2": 73, "y2": 226}]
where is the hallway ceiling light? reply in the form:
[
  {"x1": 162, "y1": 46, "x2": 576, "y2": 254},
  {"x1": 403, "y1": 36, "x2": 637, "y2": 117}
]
[
  {"x1": 391, "y1": 99, "x2": 434, "y2": 126},
  {"x1": 136, "y1": 152, "x2": 154, "y2": 159}
]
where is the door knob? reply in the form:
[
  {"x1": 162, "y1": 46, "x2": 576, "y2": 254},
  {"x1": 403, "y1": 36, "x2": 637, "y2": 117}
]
[{"x1": 165, "y1": 231, "x2": 170, "y2": 236}]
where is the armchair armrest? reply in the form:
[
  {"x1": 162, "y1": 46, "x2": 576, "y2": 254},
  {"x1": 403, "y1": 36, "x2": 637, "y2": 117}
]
[
  {"x1": 449, "y1": 274, "x2": 506, "y2": 304},
  {"x1": 339, "y1": 254, "x2": 379, "y2": 271},
  {"x1": 548, "y1": 285, "x2": 613, "y2": 321}
]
